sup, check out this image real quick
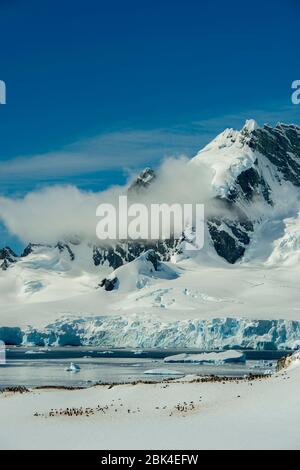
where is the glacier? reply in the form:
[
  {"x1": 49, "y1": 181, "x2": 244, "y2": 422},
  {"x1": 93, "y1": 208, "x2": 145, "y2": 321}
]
[{"x1": 0, "y1": 315, "x2": 298, "y2": 350}]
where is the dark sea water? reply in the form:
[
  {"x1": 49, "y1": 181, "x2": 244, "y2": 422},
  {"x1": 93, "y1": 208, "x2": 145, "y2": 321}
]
[{"x1": 0, "y1": 347, "x2": 289, "y2": 389}]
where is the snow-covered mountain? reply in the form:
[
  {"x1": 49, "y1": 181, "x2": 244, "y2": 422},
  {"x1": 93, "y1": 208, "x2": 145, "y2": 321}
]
[
  {"x1": 1, "y1": 120, "x2": 300, "y2": 350},
  {"x1": 4, "y1": 119, "x2": 300, "y2": 269},
  {"x1": 190, "y1": 119, "x2": 300, "y2": 263},
  {"x1": 99, "y1": 249, "x2": 178, "y2": 292},
  {"x1": 0, "y1": 247, "x2": 18, "y2": 271}
]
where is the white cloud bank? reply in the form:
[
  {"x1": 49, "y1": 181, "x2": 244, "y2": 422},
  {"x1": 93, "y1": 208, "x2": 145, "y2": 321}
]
[{"x1": 0, "y1": 158, "x2": 215, "y2": 245}]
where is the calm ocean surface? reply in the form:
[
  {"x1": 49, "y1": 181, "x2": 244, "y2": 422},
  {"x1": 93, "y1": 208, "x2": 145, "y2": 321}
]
[{"x1": 0, "y1": 347, "x2": 288, "y2": 388}]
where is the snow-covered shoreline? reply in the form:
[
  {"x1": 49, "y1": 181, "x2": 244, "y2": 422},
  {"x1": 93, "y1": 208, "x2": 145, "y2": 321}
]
[{"x1": 0, "y1": 352, "x2": 299, "y2": 450}]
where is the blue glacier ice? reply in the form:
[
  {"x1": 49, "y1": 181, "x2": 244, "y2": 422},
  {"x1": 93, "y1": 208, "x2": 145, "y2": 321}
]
[{"x1": 0, "y1": 316, "x2": 299, "y2": 350}]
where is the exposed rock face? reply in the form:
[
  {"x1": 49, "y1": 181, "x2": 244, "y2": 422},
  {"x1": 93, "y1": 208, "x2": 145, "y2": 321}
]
[
  {"x1": 21, "y1": 242, "x2": 75, "y2": 261},
  {"x1": 56, "y1": 242, "x2": 75, "y2": 261},
  {"x1": 206, "y1": 123, "x2": 300, "y2": 262},
  {"x1": 277, "y1": 351, "x2": 300, "y2": 372},
  {"x1": 6, "y1": 239, "x2": 179, "y2": 273},
  {"x1": 128, "y1": 167, "x2": 156, "y2": 194},
  {"x1": 250, "y1": 124, "x2": 300, "y2": 187},
  {"x1": 198, "y1": 122, "x2": 300, "y2": 263},
  {"x1": 144, "y1": 249, "x2": 160, "y2": 271},
  {"x1": 99, "y1": 249, "x2": 168, "y2": 291},
  {"x1": 224, "y1": 123, "x2": 300, "y2": 204},
  {"x1": 227, "y1": 164, "x2": 272, "y2": 204},
  {"x1": 93, "y1": 239, "x2": 180, "y2": 270},
  {"x1": 0, "y1": 247, "x2": 18, "y2": 270},
  {"x1": 99, "y1": 277, "x2": 119, "y2": 292},
  {"x1": 207, "y1": 218, "x2": 253, "y2": 264},
  {"x1": 21, "y1": 243, "x2": 49, "y2": 257},
  {"x1": 21, "y1": 244, "x2": 34, "y2": 257},
  {"x1": 0, "y1": 247, "x2": 17, "y2": 262}
]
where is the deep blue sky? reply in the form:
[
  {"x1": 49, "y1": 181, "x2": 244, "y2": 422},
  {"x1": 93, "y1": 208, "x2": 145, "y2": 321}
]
[{"x1": 0, "y1": 0, "x2": 300, "y2": 250}]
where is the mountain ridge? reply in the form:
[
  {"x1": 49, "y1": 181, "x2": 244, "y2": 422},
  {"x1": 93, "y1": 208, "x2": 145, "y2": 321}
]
[{"x1": 2, "y1": 119, "x2": 300, "y2": 269}]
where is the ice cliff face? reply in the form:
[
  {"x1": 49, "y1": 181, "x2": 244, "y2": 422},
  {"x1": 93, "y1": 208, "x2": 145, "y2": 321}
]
[{"x1": 1, "y1": 316, "x2": 300, "y2": 350}]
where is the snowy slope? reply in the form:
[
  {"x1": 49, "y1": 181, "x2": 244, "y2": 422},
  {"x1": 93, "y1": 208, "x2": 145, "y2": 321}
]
[
  {"x1": 266, "y1": 212, "x2": 300, "y2": 266},
  {"x1": 99, "y1": 250, "x2": 179, "y2": 292},
  {"x1": 1, "y1": 255, "x2": 300, "y2": 349},
  {"x1": 191, "y1": 120, "x2": 300, "y2": 206},
  {"x1": 190, "y1": 120, "x2": 260, "y2": 198},
  {"x1": 0, "y1": 243, "x2": 105, "y2": 306}
]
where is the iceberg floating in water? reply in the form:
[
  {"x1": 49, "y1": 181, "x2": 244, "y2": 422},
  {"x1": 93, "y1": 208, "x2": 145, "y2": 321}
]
[
  {"x1": 164, "y1": 350, "x2": 246, "y2": 364},
  {"x1": 65, "y1": 362, "x2": 81, "y2": 373}
]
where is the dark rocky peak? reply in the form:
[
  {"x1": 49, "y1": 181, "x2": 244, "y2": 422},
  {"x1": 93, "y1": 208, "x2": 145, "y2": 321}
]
[
  {"x1": 207, "y1": 215, "x2": 253, "y2": 264},
  {"x1": 249, "y1": 122, "x2": 300, "y2": 187},
  {"x1": 0, "y1": 246, "x2": 18, "y2": 271},
  {"x1": 56, "y1": 242, "x2": 75, "y2": 261},
  {"x1": 21, "y1": 243, "x2": 34, "y2": 257},
  {"x1": 1, "y1": 259, "x2": 11, "y2": 271},
  {"x1": 0, "y1": 246, "x2": 17, "y2": 261},
  {"x1": 93, "y1": 239, "x2": 179, "y2": 270},
  {"x1": 99, "y1": 249, "x2": 162, "y2": 292},
  {"x1": 226, "y1": 164, "x2": 273, "y2": 205},
  {"x1": 21, "y1": 242, "x2": 75, "y2": 262},
  {"x1": 99, "y1": 277, "x2": 119, "y2": 292},
  {"x1": 206, "y1": 121, "x2": 300, "y2": 264},
  {"x1": 221, "y1": 121, "x2": 300, "y2": 205},
  {"x1": 143, "y1": 249, "x2": 160, "y2": 271},
  {"x1": 128, "y1": 167, "x2": 156, "y2": 194},
  {"x1": 21, "y1": 243, "x2": 50, "y2": 257}
]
